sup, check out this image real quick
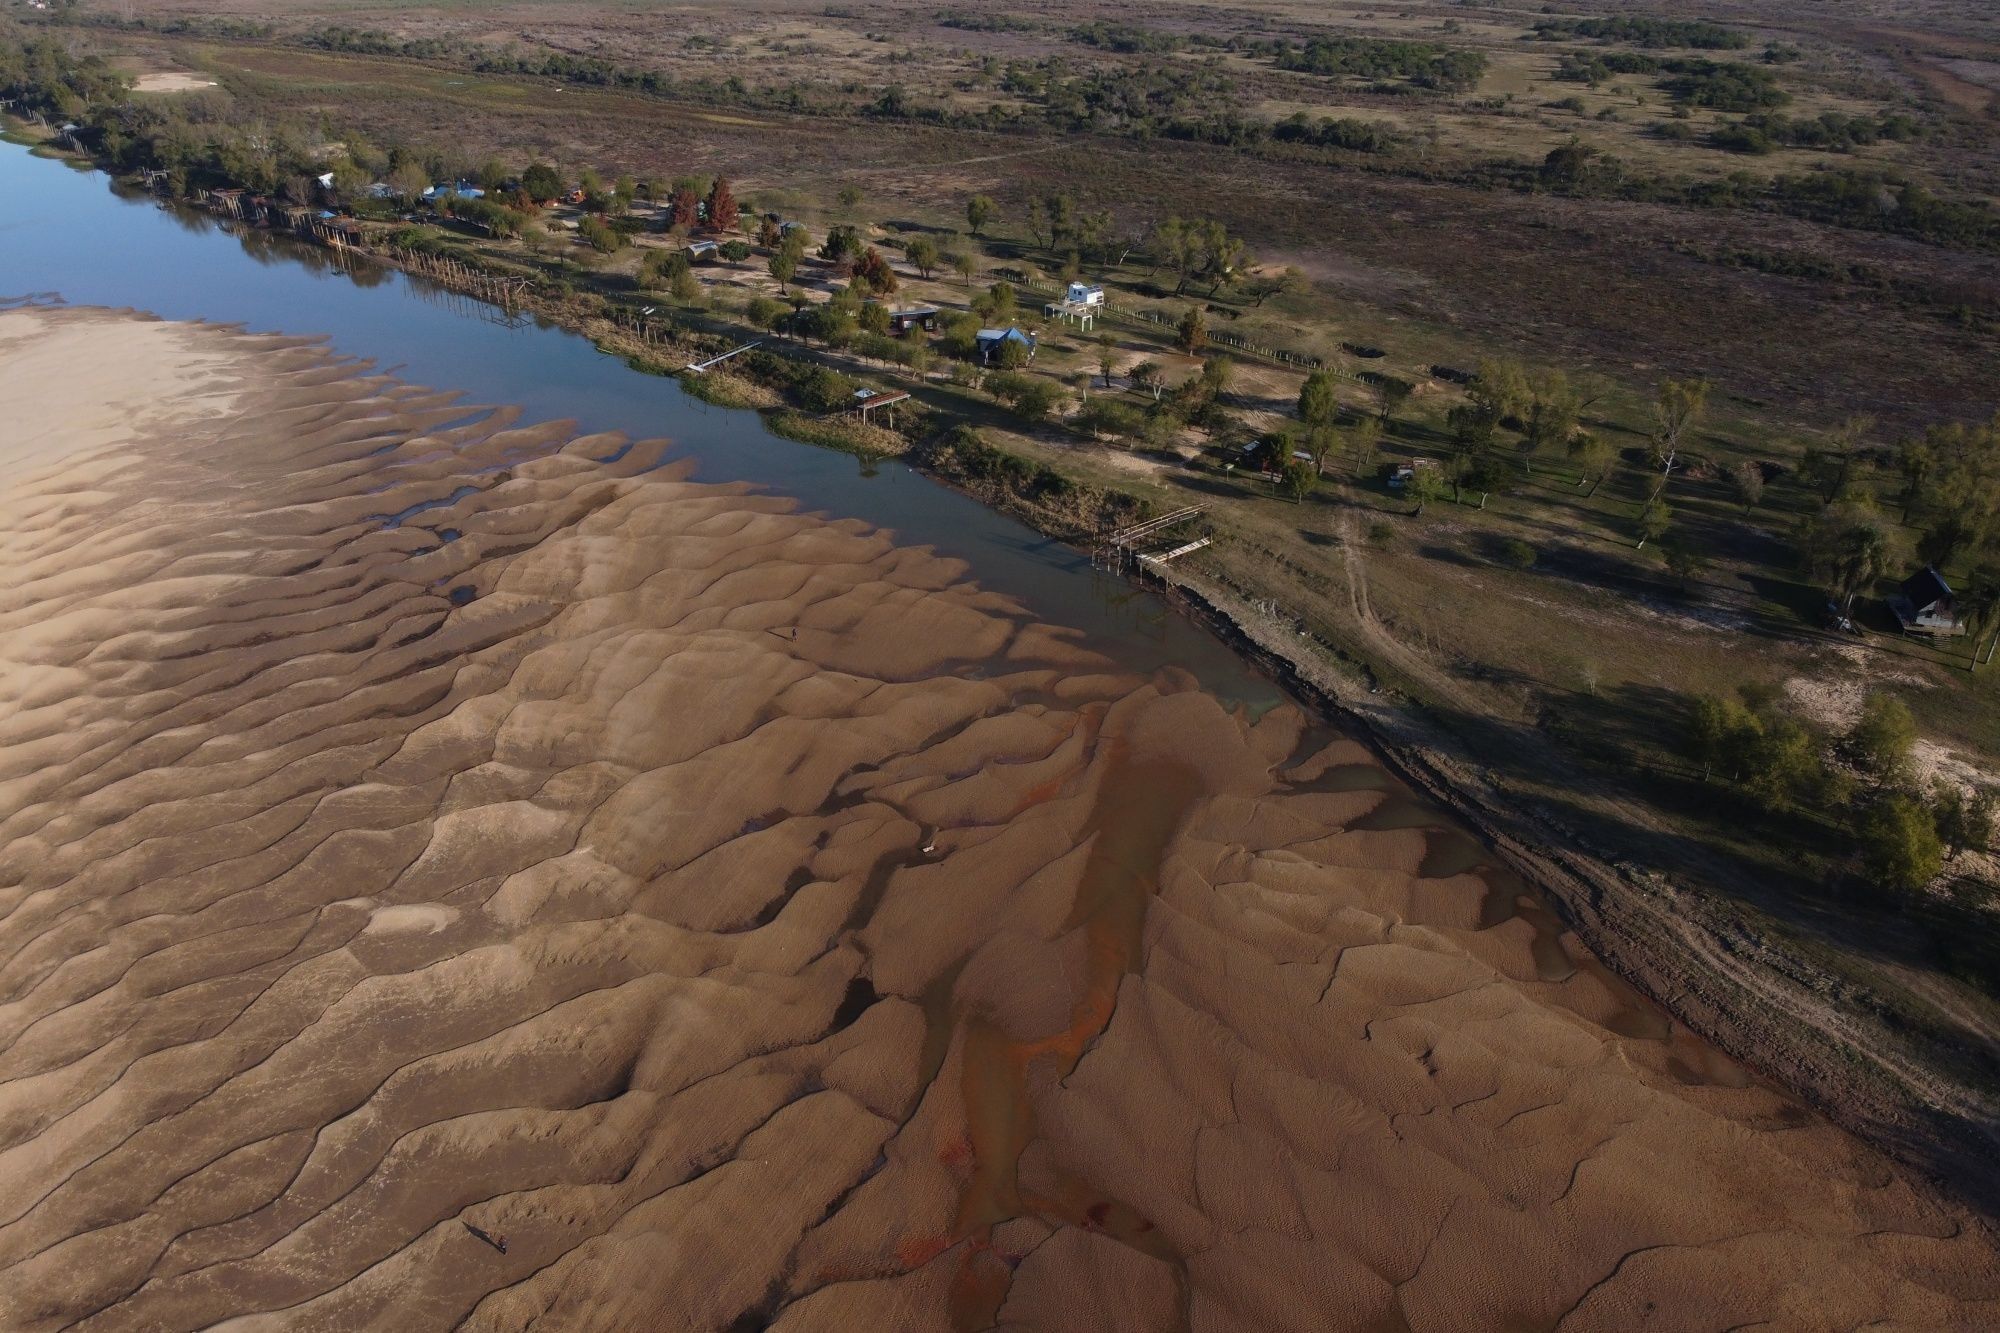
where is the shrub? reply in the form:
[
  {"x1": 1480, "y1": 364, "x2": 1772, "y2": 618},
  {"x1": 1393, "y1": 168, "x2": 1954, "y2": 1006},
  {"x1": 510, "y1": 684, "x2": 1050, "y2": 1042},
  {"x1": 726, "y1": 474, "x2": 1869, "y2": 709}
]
[{"x1": 1498, "y1": 538, "x2": 1538, "y2": 569}]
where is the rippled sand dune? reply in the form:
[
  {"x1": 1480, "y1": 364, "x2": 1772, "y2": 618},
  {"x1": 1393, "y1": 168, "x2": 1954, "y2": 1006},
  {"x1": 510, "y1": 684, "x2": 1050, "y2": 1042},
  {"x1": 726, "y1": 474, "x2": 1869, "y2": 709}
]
[{"x1": 0, "y1": 306, "x2": 1994, "y2": 1331}]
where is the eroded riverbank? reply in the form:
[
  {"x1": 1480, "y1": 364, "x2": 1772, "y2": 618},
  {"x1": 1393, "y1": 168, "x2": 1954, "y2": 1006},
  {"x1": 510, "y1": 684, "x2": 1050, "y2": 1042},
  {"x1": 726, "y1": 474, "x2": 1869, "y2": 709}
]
[{"x1": 0, "y1": 307, "x2": 1994, "y2": 1329}]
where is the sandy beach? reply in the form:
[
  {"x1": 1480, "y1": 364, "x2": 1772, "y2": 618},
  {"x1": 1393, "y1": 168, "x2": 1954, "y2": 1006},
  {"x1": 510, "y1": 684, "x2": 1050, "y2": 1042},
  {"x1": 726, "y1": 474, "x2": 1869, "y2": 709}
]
[{"x1": 0, "y1": 305, "x2": 1994, "y2": 1330}]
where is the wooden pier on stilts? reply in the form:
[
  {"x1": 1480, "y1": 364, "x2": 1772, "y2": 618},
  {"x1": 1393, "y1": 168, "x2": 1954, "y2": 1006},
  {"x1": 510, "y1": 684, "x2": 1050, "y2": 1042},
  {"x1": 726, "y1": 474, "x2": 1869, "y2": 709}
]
[{"x1": 1100, "y1": 507, "x2": 1207, "y2": 571}]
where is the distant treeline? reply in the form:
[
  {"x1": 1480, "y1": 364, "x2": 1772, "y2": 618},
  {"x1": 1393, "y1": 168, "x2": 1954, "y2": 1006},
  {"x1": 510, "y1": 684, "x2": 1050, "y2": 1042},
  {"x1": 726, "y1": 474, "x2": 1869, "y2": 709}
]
[
  {"x1": 8, "y1": 18, "x2": 1996, "y2": 256},
  {"x1": 1531, "y1": 16, "x2": 1749, "y2": 51}
]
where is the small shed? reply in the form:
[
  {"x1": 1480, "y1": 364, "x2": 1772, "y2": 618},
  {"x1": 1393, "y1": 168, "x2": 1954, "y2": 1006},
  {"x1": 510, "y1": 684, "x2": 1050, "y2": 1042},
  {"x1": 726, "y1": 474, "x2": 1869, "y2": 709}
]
[
  {"x1": 1387, "y1": 458, "x2": 1439, "y2": 491},
  {"x1": 685, "y1": 240, "x2": 721, "y2": 262},
  {"x1": 1065, "y1": 282, "x2": 1106, "y2": 307},
  {"x1": 852, "y1": 388, "x2": 911, "y2": 426},
  {"x1": 976, "y1": 327, "x2": 1037, "y2": 365},
  {"x1": 888, "y1": 305, "x2": 940, "y2": 336},
  {"x1": 1889, "y1": 566, "x2": 1965, "y2": 636}
]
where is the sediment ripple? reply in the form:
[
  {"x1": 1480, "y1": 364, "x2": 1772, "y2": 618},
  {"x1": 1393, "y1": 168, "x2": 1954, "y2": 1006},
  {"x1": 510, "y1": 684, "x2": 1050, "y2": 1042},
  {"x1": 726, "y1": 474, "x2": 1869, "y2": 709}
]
[{"x1": 0, "y1": 307, "x2": 1993, "y2": 1331}]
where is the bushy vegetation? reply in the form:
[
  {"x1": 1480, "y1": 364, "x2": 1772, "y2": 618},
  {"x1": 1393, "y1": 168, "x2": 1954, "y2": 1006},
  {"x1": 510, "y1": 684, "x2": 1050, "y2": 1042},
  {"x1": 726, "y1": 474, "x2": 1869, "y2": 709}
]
[
  {"x1": 1265, "y1": 36, "x2": 1487, "y2": 94},
  {"x1": 1533, "y1": 16, "x2": 1749, "y2": 51},
  {"x1": 1270, "y1": 113, "x2": 1403, "y2": 155},
  {"x1": 1067, "y1": 22, "x2": 1184, "y2": 56},
  {"x1": 1708, "y1": 110, "x2": 1922, "y2": 155},
  {"x1": 1685, "y1": 689, "x2": 1993, "y2": 896},
  {"x1": 1555, "y1": 51, "x2": 1790, "y2": 114}
]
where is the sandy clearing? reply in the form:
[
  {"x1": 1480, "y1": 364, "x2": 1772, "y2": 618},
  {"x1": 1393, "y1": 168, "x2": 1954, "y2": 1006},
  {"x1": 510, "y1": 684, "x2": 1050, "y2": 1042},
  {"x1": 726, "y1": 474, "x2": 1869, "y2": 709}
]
[
  {"x1": 132, "y1": 73, "x2": 220, "y2": 94},
  {"x1": 0, "y1": 307, "x2": 1993, "y2": 1331}
]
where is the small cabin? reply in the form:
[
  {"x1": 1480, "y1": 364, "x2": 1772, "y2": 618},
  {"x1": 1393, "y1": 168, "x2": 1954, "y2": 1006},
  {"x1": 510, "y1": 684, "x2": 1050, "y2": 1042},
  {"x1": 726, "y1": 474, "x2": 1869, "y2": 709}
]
[
  {"x1": 975, "y1": 327, "x2": 1037, "y2": 365},
  {"x1": 1065, "y1": 282, "x2": 1106, "y2": 307},
  {"x1": 888, "y1": 305, "x2": 940, "y2": 336},
  {"x1": 1889, "y1": 566, "x2": 1966, "y2": 637}
]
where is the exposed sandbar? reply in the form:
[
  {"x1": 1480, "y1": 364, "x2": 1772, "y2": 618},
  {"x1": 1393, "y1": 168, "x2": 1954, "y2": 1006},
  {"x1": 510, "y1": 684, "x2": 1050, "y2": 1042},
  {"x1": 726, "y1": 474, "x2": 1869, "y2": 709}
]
[{"x1": 0, "y1": 306, "x2": 1994, "y2": 1331}]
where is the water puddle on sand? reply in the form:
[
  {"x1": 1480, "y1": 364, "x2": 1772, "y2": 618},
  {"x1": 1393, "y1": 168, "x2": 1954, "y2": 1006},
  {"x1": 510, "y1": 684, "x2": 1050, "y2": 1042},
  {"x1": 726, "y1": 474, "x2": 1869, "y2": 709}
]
[{"x1": 941, "y1": 744, "x2": 1202, "y2": 1329}]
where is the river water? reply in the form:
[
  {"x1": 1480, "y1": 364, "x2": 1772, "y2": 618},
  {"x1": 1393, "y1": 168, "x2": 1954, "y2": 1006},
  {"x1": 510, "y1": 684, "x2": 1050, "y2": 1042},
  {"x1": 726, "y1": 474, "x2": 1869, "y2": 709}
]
[{"x1": 0, "y1": 140, "x2": 1283, "y2": 708}]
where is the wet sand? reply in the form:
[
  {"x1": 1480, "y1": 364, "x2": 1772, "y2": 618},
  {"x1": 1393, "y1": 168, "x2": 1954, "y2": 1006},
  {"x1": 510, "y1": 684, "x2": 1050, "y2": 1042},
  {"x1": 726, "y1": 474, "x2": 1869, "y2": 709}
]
[{"x1": 0, "y1": 306, "x2": 1995, "y2": 1330}]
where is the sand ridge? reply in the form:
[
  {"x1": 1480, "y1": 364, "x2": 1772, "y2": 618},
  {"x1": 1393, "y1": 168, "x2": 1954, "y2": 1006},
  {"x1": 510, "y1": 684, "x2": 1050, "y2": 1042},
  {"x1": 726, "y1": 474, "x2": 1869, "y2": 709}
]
[{"x1": 0, "y1": 306, "x2": 1994, "y2": 1331}]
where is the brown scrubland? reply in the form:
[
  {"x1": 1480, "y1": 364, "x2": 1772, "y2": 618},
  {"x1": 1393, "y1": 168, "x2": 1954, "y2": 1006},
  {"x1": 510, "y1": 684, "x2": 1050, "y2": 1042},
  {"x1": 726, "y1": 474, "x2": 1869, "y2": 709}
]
[{"x1": 1, "y1": 306, "x2": 1995, "y2": 1328}]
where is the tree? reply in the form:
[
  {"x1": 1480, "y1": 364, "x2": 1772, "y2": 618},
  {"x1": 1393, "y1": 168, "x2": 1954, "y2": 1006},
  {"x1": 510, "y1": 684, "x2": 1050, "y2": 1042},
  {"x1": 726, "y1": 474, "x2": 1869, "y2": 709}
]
[
  {"x1": 1848, "y1": 693, "x2": 1917, "y2": 783},
  {"x1": 1151, "y1": 216, "x2": 1202, "y2": 294},
  {"x1": 1406, "y1": 465, "x2": 1447, "y2": 515},
  {"x1": 988, "y1": 371, "x2": 1063, "y2": 423},
  {"x1": 1731, "y1": 460, "x2": 1766, "y2": 514},
  {"x1": 946, "y1": 247, "x2": 976, "y2": 288},
  {"x1": 669, "y1": 182, "x2": 702, "y2": 232},
  {"x1": 1129, "y1": 360, "x2": 1166, "y2": 403},
  {"x1": 720, "y1": 239, "x2": 752, "y2": 263},
  {"x1": 1176, "y1": 305, "x2": 1207, "y2": 355},
  {"x1": 1859, "y1": 794, "x2": 1944, "y2": 893},
  {"x1": 1661, "y1": 528, "x2": 1706, "y2": 591},
  {"x1": 966, "y1": 194, "x2": 995, "y2": 236},
  {"x1": 854, "y1": 247, "x2": 898, "y2": 295},
  {"x1": 1798, "y1": 417, "x2": 1875, "y2": 507},
  {"x1": 1688, "y1": 693, "x2": 1756, "y2": 780},
  {"x1": 388, "y1": 158, "x2": 430, "y2": 201},
  {"x1": 577, "y1": 215, "x2": 626, "y2": 253},
  {"x1": 473, "y1": 157, "x2": 510, "y2": 193},
  {"x1": 768, "y1": 248, "x2": 798, "y2": 294},
  {"x1": 1521, "y1": 369, "x2": 1579, "y2": 475},
  {"x1": 1650, "y1": 377, "x2": 1710, "y2": 491},
  {"x1": 906, "y1": 235, "x2": 938, "y2": 279},
  {"x1": 1374, "y1": 375, "x2": 1413, "y2": 425},
  {"x1": 1297, "y1": 368, "x2": 1339, "y2": 436},
  {"x1": 1636, "y1": 497, "x2": 1672, "y2": 550},
  {"x1": 1259, "y1": 428, "x2": 1297, "y2": 472},
  {"x1": 1076, "y1": 398, "x2": 1143, "y2": 441},
  {"x1": 1281, "y1": 459, "x2": 1319, "y2": 505},
  {"x1": 1096, "y1": 334, "x2": 1117, "y2": 388},
  {"x1": 704, "y1": 177, "x2": 737, "y2": 232},
  {"x1": 520, "y1": 161, "x2": 562, "y2": 203},
  {"x1": 1960, "y1": 566, "x2": 2000, "y2": 671},
  {"x1": 1471, "y1": 358, "x2": 1530, "y2": 424},
  {"x1": 1800, "y1": 504, "x2": 1896, "y2": 614},
  {"x1": 837, "y1": 184, "x2": 863, "y2": 212},
  {"x1": 670, "y1": 265, "x2": 703, "y2": 308},
  {"x1": 1897, "y1": 435, "x2": 1934, "y2": 522},
  {"x1": 1248, "y1": 266, "x2": 1304, "y2": 307},
  {"x1": 1342, "y1": 416, "x2": 1380, "y2": 479},
  {"x1": 1933, "y1": 783, "x2": 1997, "y2": 857},
  {"x1": 1568, "y1": 431, "x2": 1615, "y2": 495},
  {"x1": 973, "y1": 281, "x2": 1016, "y2": 324},
  {"x1": 1199, "y1": 222, "x2": 1248, "y2": 296}
]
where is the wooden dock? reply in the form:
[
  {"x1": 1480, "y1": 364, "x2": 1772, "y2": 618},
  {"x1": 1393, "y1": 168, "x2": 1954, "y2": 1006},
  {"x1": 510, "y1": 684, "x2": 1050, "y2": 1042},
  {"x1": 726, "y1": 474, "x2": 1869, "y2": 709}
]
[
  {"x1": 682, "y1": 340, "x2": 763, "y2": 375},
  {"x1": 1105, "y1": 506, "x2": 1204, "y2": 550},
  {"x1": 1137, "y1": 536, "x2": 1212, "y2": 567}
]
